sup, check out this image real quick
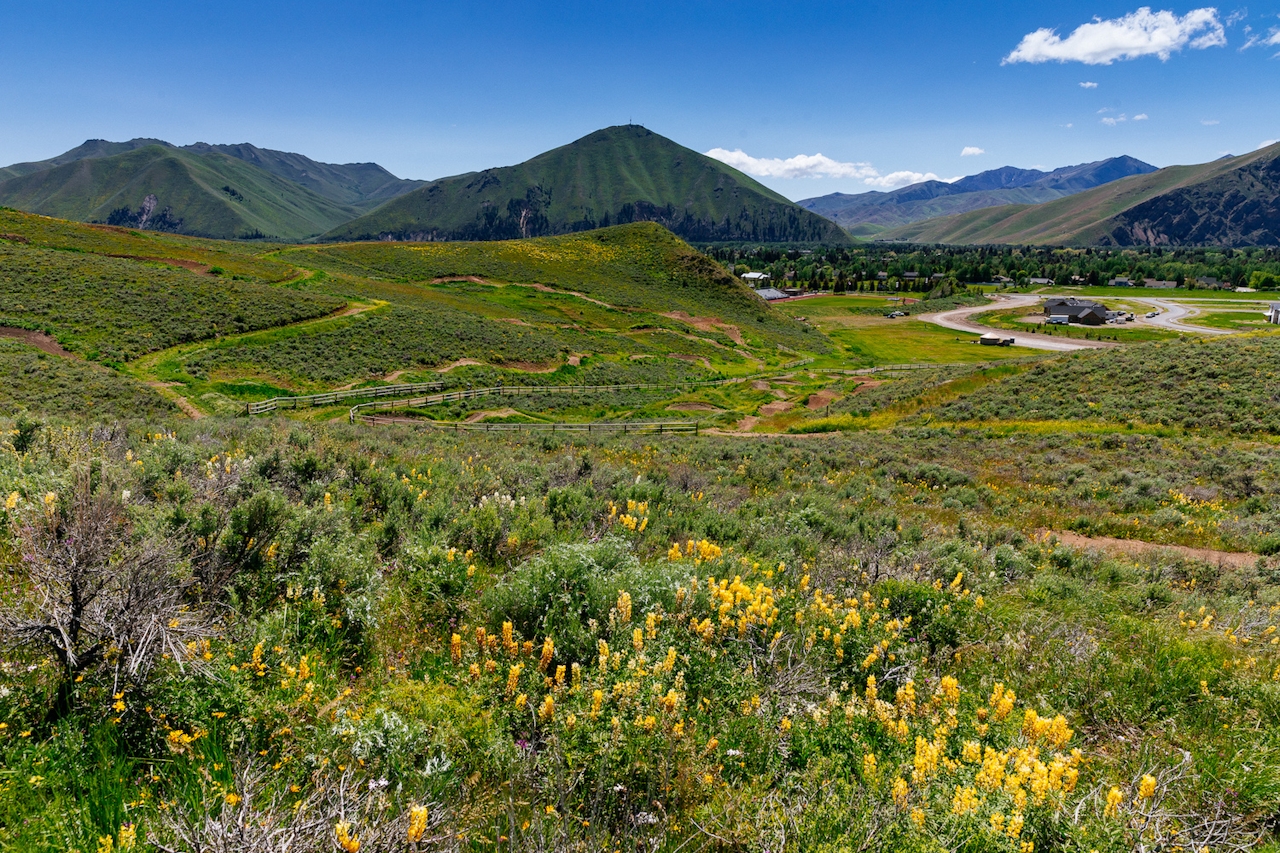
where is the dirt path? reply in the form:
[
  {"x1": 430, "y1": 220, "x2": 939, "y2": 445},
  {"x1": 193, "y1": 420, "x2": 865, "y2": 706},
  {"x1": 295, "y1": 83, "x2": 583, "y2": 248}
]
[
  {"x1": 0, "y1": 327, "x2": 77, "y2": 357},
  {"x1": 661, "y1": 311, "x2": 746, "y2": 345},
  {"x1": 1045, "y1": 530, "x2": 1261, "y2": 569},
  {"x1": 464, "y1": 408, "x2": 520, "y2": 423},
  {"x1": 147, "y1": 382, "x2": 205, "y2": 420}
]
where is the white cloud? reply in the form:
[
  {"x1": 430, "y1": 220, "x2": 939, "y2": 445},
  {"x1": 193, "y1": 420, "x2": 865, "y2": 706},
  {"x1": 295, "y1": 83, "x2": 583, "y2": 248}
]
[
  {"x1": 1259, "y1": 139, "x2": 1280, "y2": 148},
  {"x1": 864, "y1": 171, "x2": 956, "y2": 189},
  {"x1": 1243, "y1": 27, "x2": 1280, "y2": 48},
  {"x1": 705, "y1": 148, "x2": 961, "y2": 190},
  {"x1": 1102, "y1": 114, "x2": 1129, "y2": 125},
  {"x1": 1134, "y1": 113, "x2": 1150, "y2": 120},
  {"x1": 1003, "y1": 7, "x2": 1226, "y2": 65},
  {"x1": 704, "y1": 148, "x2": 878, "y2": 180},
  {"x1": 1079, "y1": 81, "x2": 1099, "y2": 88},
  {"x1": 1202, "y1": 119, "x2": 1221, "y2": 125},
  {"x1": 961, "y1": 146, "x2": 986, "y2": 156}
]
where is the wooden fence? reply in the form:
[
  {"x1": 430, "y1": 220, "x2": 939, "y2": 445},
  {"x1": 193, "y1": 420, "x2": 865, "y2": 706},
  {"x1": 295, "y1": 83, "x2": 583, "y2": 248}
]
[
  {"x1": 245, "y1": 381, "x2": 447, "y2": 414},
  {"x1": 347, "y1": 378, "x2": 746, "y2": 423},
  {"x1": 357, "y1": 417, "x2": 701, "y2": 434}
]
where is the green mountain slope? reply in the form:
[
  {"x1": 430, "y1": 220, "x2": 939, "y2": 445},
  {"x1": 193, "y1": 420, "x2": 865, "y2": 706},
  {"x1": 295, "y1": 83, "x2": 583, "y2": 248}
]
[
  {"x1": 323, "y1": 125, "x2": 848, "y2": 244},
  {"x1": 0, "y1": 145, "x2": 363, "y2": 241},
  {"x1": 0, "y1": 138, "x2": 167, "y2": 181},
  {"x1": 182, "y1": 142, "x2": 424, "y2": 208},
  {"x1": 879, "y1": 144, "x2": 1280, "y2": 246}
]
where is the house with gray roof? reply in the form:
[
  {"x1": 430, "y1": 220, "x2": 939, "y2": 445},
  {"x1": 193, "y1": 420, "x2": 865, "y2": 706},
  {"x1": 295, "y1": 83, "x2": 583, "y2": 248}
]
[{"x1": 1044, "y1": 297, "x2": 1108, "y2": 326}]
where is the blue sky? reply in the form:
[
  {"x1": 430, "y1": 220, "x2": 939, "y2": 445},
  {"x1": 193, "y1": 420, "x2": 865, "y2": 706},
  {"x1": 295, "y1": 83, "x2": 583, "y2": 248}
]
[{"x1": 1, "y1": 1, "x2": 1277, "y2": 201}]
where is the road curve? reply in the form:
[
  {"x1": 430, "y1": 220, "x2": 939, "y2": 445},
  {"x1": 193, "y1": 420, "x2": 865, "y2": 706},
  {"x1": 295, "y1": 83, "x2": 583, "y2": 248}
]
[
  {"x1": 1126, "y1": 297, "x2": 1233, "y2": 335},
  {"x1": 921, "y1": 295, "x2": 1113, "y2": 352}
]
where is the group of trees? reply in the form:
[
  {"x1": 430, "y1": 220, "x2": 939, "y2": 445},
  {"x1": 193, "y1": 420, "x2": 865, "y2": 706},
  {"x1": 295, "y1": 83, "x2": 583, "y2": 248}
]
[{"x1": 704, "y1": 243, "x2": 1280, "y2": 290}]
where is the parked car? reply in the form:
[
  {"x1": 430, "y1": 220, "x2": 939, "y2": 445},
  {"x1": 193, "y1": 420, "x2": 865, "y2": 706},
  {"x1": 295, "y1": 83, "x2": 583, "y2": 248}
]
[
  {"x1": 1145, "y1": 311, "x2": 1160, "y2": 318},
  {"x1": 885, "y1": 311, "x2": 906, "y2": 318}
]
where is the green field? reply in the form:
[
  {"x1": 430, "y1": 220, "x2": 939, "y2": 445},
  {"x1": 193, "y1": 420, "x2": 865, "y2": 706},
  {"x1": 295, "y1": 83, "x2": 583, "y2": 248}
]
[{"x1": 1188, "y1": 309, "x2": 1278, "y2": 331}]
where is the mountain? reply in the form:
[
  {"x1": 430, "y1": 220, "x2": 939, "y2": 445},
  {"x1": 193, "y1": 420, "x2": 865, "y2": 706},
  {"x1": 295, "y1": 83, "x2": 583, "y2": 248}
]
[
  {"x1": 0, "y1": 138, "x2": 168, "y2": 181},
  {"x1": 0, "y1": 145, "x2": 363, "y2": 241},
  {"x1": 877, "y1": 143, "x2": 1280, "y2": 247},
  {"x1": 798, "y1": 156, "x2": 1156, "y2": 233},
  {"x1": 180, "y1": 142, "x2": 423, "y2": 208},
  {"x1": 322, "y1": 125, "x2": 849, "y2": 244},
  {"x1": 0, "y1": 138, "x2": 427, "y2": 240}
]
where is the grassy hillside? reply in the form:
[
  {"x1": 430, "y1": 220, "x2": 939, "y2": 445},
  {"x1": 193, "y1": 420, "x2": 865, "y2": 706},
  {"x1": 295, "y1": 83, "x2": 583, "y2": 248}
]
[
  {"x1": 0, "y1": 242, "x2": 343, "y2": 362},
  {"x1": 0, "y1": 145, "x2": 363, "y2": 241},
  {"x1": 881, "y1": 144, "x2": 1280, "y2": 246},
  {"x1": 3, "y1": 413, "x2": 1279, "y2": 851},
  {"x1": 155, "y1": 224, "x2": 826, "y2": 401},
  {"x1": 923, "y1": 332, "x2": 1280, "y2": 432},
  {"x1": 296, "y1": 223, "x2": 818, "y2": 340},
  {"x1": 324, "y1": 125, "x2": 848, "y2": 244},
  {"x1": 0, "y1": 207, "x2": 297, "y2": 280},
  {"x1": 0, "y1": 338, "x2": 174, "y2": 419}
]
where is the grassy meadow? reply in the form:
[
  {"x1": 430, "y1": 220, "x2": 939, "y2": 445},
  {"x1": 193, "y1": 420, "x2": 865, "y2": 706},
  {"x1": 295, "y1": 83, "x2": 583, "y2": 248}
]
[{"x1": 4, "y1": 210, "x2": 1280, "y2": 852}]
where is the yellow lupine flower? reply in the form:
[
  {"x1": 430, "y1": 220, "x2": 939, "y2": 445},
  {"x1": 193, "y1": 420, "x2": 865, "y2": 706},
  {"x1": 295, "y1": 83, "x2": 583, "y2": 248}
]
[{"x1": 406, "y1": 804, "x2": 430, "y2": 843}]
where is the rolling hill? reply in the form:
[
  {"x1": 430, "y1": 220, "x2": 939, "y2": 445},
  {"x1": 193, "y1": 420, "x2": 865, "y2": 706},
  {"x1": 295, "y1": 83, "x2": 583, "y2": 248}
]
[
  {"x1": 799, "y1": 156, "x2": 1156, "y2": 233},
  {"x1": 322, "y1": 125, "x2": 849, "y2": 244},
  {"x1": 879, "y1": 143, "x2": 1280, "y2": 246}
]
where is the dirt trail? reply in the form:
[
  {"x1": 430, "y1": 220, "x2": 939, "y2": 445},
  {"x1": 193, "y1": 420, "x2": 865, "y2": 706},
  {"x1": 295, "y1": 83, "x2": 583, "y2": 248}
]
[
  {"x1": 661, "y1": 311, "x2": 746, "y2": 346},
  {"x1": 0, "y1": 327, "x2": 77, "y2": 357},
  {"x1": 464, "y1": 408, "x2": 520, "y2": 423},
  {"x1": 1045, "y1": 530, "x2": 1261, "y2": 569},
  {"x1": 147, "y1": 382, "x2": 205, "y2": 420}
]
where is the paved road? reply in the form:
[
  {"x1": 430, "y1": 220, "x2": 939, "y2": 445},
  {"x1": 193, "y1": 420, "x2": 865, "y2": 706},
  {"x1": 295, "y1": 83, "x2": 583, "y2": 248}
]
[
  {"x1": 922, "y1": 295, "x2": 1113, "y2": 352},
  {"x1": 1125, "y1": 297, "x2": 1234, "y2": 335}
]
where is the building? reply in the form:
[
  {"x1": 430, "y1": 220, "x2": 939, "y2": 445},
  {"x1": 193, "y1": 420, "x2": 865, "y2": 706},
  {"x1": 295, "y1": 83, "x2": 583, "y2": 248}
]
[
  {"x1": 992, "y1": 275, "x2": 1014, "y2": 284},
  {"x1": 753, "y1": 287, "x2": 787, "y2": 301},
  {"x1": 1267, "y1": 303, "x2": 1280, "y2": 324},
  {"x1": 1028, "y1": 277, "x2": 1053, "y2": 286},
  {"x1": 1109, "y1": 278, "x2": 1133, "y2": 287},
  {"x1": 1146, "y1": 280, "x2": 1178, "y2": 289},
  {"x1": 741, "y1": 271, "x2": 771, "y2": 283},
  {"x1": 902, "y1": 272, "x2": 919, "y2": 281},
  {"x1": 876, "y1": 272, "x2": 890, "y2": 281},
  {"x1": 1043, "y1": 297, "x2": 1108, "y2": 326},
  {"x1": 931, "y1": 273, "x2": 946, "y2": 282}
]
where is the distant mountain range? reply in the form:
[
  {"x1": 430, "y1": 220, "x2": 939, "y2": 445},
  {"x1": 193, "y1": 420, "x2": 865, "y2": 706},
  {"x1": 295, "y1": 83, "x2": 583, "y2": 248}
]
[
  {"x1": 0, "y1": 139, "x2": 424, "y2": 241},
  {"x1": 0, "y1": 128, "x2": 845, "y2": 245},
  {"x1": 878, "y1": 142, "x2": 1280, "y2": 247},
  {"x1": 322, "y1": 126, "x2": 847, "y2": 244},
  {"x1": 799, "y1": 156, "x2": 1157, "y2": 235},
  {"x1": 3, "y1": 131, "x2": 1276, "y2": 247}
]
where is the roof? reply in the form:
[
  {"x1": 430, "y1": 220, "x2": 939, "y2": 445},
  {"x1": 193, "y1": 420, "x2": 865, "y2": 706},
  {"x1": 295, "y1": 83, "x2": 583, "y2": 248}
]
[
  {"x1": 1028, "y1": 277, "x2": 1053, "y2": 284},
  {"x1": 741, "y1": 271, "x2": 770, "y2": 280},
  {"x1": 753, "y1": 288, "x2": 787, "y2": 301}
]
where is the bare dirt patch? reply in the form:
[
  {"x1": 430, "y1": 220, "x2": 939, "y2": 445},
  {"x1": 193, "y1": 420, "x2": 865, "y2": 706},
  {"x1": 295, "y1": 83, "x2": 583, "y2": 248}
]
[
  {"x1": 1045, "y1": 530, "x2": 1261, "y2": 570},
  {"x1": 0, "y1": 327, "x2": 76, "y2": 358},
  {"x1": 735, "y1": 415, "x2": 759, "y2": 432},
  {"x1": 465, "y1": 408, "x2": 520, "y2": 423},
  {"x1": 110, "y1": 255, "x2": 214, "y2": 275},
  {"x1": 752, "y1": 380, "x2": 771, "y2": 391},
  {"x1": 0, "y1": 233, "x2": 31, "y2": 244},
  {"x1": 806, "y1": 390, "x2": 840, "y2": 410},
  {"x1": 669, "y1": 354, "x2": 713, "y2": 370},
  {"x1": 849, "y1": 379, "x2": 885, "y2": 393},
  {"x1": 630, "y1": 354, "x2": 654, "y2": 361},
  {"x1": 661, "y1": 311, "x2": 746, "y2": 345},
  {"x1": 759, "y1": 400, "x2": 794, "y2": 416},
  {"x1": 436, "y1": 358, "x2": 484, "y2": 372},
  {"x1": 567, "y1": 355, "x2": 583, "y2": 366},
  {"x1": 667, "y1": 402, "x2": 722, "y2": 412},
  {"x1": 431, "y1": 275, "x2": 488, "y2": 284},
  {"x1": 499, "y1": 318, "x2": 534, "y2": 326}
]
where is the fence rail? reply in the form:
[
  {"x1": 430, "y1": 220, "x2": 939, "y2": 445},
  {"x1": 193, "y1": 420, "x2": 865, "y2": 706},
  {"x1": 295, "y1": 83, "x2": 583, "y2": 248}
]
[
  {"x1": 245, "y1": 381, "x2": 447, "y2": 414},
  {"x1": 357, "y1": 417, "x2": 701, "y2": 434},
  {"x1": 346, "y1": 378, "x2": 748, "y2": 423}
]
